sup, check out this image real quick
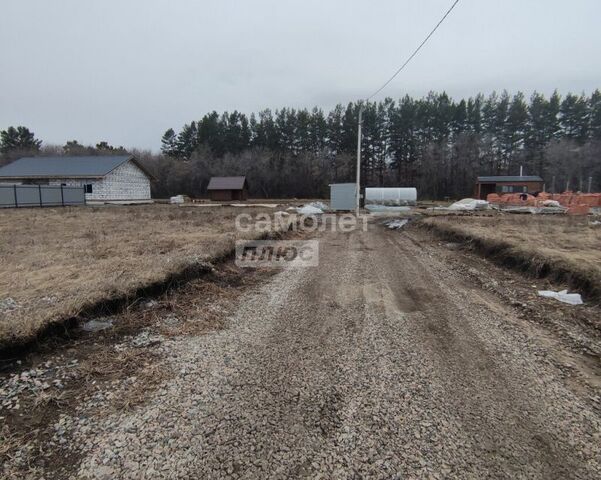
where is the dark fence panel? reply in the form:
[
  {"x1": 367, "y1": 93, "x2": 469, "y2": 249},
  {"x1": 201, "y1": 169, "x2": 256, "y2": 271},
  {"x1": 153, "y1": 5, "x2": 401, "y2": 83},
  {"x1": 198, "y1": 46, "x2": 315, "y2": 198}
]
[
  {"x1": 40, "y1": 186, "x2": 63, "y2": 206},
  {"x1": 0, "y1": 185, "x2": 85, "y2": 208},
  {"x1": 0, "y1": 186, "x2": 15, "y2": 207},
  {"x1": 15, "y1": 185, "x2": 42, "y2": 207}
]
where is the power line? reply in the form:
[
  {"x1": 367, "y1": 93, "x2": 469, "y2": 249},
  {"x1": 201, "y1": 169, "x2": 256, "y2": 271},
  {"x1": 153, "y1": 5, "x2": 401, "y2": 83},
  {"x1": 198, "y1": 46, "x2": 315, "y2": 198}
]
[{"x1": 365, "y1": 0, "x2": 460, "y2": 101}]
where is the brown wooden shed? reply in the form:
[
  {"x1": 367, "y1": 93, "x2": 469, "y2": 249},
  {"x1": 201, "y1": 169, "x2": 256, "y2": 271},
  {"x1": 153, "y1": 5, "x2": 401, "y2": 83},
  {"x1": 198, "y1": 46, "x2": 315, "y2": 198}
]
[
  {"x1": 207, "y1": 176, "x2": 249, "y2": 201},
  {"x1": 474, "y1": 176, "x2": 544, "y2": 199}
]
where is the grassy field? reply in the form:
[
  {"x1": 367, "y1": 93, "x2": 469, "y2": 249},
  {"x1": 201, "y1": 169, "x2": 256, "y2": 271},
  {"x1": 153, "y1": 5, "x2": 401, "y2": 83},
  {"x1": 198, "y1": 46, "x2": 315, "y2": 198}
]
[
  {"x1": 0, "y1": 204, "x2": 279, "y2": 347},
  {"x1": 421, "y1": 215, "x2": 601, "y2": 300}
]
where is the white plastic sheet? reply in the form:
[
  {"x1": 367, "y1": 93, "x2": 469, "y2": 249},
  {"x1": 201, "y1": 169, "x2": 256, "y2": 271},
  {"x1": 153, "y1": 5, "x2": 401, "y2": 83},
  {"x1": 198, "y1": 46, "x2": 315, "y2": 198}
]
[
  {"x1": 538, "y1": 290, "x2": 583, "y2": 305},
  {"x1": 297, "y1": 205, "x2": 324, "y2": 215},
  {"x1": 307, "y1": 201, "x2": 329, "y2": 210},
  {"x1": 447, "y1": 198, "x2": 489, "y2": 211},
  {"x1": 296, "y1": 202, "x2": 328, "y2": 215}
]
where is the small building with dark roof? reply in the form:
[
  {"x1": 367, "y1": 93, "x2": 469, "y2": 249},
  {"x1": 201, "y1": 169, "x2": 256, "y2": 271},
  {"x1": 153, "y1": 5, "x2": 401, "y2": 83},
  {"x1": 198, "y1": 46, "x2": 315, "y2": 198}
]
[
  {"x1": 207, "y1": 176, "x2": 248, "y2": 201},
  {"x1": 0, "y1": 155, "x2": 154, "y2": 203},
  {"x1": 474, "y1": 175, "x2": 544, "y2": 199}
]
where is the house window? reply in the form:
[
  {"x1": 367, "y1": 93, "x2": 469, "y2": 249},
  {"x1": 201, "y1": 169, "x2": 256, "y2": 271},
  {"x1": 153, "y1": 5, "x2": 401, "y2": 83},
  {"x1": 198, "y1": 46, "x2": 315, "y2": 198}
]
[
  {"x1": 84, "y1": 184, "x2": 93, "y2": 194},
  {"x1": 501, "y1": 185, "x2": 527, "y2": 193}
]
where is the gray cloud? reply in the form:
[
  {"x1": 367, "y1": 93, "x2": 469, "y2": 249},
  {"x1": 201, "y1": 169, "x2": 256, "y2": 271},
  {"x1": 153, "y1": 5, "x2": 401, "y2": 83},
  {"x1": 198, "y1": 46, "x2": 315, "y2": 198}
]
[{"x1": 1, "y1": 0, "x2": 599, "y2": 150}]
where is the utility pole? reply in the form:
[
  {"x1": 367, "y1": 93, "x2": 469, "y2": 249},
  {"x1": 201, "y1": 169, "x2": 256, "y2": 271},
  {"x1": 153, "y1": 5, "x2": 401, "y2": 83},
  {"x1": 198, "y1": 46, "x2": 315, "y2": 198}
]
[{"x1": 355, "y1": 106, "x2": 363, "y2": 216}]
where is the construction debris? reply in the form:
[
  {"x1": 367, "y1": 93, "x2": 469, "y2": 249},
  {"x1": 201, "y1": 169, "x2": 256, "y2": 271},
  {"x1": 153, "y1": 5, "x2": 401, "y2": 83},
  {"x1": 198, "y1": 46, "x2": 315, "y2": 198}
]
[
  {"x1": 308, "y1": 201, "x2": 329, "y2": 210},
  {"x1": 488, "y1": 191, "x2": 601, "y2": 216},
  {"x1": 500, "y1": 206, "x2": 567, "y2": 215},
  {"x1": 538, "y1": 289, "x2": 584, "y2": 305},
  {"x1": 447, "y1": 198, "x2": 490, "y2": 211},
  {"x1": 297, "y1": 202, "x2": 328, "y2": 215},
  {"x1": 384, "y1": 219, "x2": 409, "y2": 230},
  {"x1": 297, "y1": 205, "x2": 324, "y2": 215}
]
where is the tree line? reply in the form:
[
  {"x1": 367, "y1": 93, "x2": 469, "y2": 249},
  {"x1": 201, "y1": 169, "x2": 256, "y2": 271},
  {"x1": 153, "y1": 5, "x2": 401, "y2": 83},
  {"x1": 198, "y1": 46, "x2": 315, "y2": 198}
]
[
  {"x1": 2, "y1": 89, "x2": 600, "y2": 199},
  {"x1": 158, "y1": 90, "x2": 601, "y2": 198}
]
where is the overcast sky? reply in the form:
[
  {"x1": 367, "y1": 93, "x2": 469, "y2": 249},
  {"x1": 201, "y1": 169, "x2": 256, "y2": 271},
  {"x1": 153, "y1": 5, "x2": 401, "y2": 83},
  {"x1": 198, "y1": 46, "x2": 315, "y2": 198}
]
[{"x1": 1, "y1": 0, "x2": 600, "y2": 151}]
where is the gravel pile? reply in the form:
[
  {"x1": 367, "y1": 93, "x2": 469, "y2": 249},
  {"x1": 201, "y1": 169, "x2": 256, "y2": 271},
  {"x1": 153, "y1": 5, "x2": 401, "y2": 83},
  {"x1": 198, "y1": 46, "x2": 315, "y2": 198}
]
[
  {"x1": 0, "y1": 359, "x2": 78, "y2": 411},
  {"x1": 7, "y1": 227, "x2": 601, "y2": 478}
]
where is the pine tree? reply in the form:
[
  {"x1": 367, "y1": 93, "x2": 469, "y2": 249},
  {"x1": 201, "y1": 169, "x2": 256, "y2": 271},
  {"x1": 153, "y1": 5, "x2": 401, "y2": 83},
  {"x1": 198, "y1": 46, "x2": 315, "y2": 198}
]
[
  {"x1": 451, "y1": 99, "x2": 467, "y2": 136},
  {"x1": 560, "y1": 93, "x2": 589, "y2": 143},
  {"x1": 503, "y1": 92, "x2": 528, "y2": 173},
  {"x1": 176, "y1": 122, "x2": 198, "y2": 160},
  {"x1": 547, "y1": 90, "x2": 562, "y2": 139},
  {"x1": 198, "y1": 112, "x2": 224, "y2": 155},
  {"x1": 466, "y1": 95, "x2": 483, "y2": 133},
  {"x1": 389, "y1": 95, "x2": 418, "y2": 184},
  {"x1": 340, "y1": 103, "x2": 358, "y2": 155},
  {"x1": 0, "y1": 126, "x2": 42, "y2": 155},
  {"x1": 252, "y1": 109, "x2": 278, "y2": 151},
  {"x1": 296, "y1": 109, "x2": 312, "y2": 153},
  {"x1": 309, "y1": 107, "x2": 327, "y2": 154},
  {"x1": 588, "y1": 89, "x2": 601, "y2": 140},
  {"x1": 326, "y1": 105, "x2": 346, "y2": 180},
  {"x1": 525, "y1": 92, "x2": 550, "y2": 174},
  {"x1": 161, "y1": 129, "x2": 179, "y2": 157}
]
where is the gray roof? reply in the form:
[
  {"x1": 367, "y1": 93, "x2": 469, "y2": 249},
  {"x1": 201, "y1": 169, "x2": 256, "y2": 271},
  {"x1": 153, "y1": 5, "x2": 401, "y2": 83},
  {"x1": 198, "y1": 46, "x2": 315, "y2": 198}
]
[
  {"x1": 477, "y1": 175, "x2": 543, "y2": 183},
  {"x1": 207, "y1": 176, "x2": 247, "y2": 190},
  {"x1": 0, "y1": 155, "x2": 154, "y2": 179}
]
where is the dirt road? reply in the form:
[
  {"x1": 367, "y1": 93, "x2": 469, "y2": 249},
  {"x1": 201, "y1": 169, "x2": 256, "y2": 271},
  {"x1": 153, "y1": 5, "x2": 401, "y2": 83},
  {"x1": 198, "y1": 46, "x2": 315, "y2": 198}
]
[{"x1": 14, "y1": 224, "x2": 601, "y2": 478}]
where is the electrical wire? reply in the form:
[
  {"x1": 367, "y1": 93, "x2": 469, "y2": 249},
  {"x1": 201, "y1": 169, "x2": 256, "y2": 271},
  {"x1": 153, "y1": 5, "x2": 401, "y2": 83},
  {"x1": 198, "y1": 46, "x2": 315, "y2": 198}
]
[{"x1": 365, "y1": 0, "x2": 460, "y2": 102}]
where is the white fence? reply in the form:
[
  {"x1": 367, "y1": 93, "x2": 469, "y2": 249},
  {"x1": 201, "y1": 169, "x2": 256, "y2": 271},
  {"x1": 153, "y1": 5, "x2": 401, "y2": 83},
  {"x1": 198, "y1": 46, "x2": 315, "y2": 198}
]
[{"x1": 0, "y1": 184, "x2": 86, "y2": 208}]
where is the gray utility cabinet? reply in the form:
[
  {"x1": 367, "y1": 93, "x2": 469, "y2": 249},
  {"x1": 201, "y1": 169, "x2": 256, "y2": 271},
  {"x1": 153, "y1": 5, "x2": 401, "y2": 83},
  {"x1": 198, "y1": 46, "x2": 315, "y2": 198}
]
[{"x1": 329, "y1": 183, "x2": 357, "y2": 211}]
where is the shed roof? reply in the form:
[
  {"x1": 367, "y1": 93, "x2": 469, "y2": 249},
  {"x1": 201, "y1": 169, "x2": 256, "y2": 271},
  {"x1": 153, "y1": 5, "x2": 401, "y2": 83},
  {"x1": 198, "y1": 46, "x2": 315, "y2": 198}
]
[
  {"x1": 476, "y1": 175, "x2": 543, "y2": 183},
  {"x1": 0, "y1": 155, "x2": 154, "y2": 180},
  {"x1": 207, "y1": 176, "x2": 247, "y2": 190}
]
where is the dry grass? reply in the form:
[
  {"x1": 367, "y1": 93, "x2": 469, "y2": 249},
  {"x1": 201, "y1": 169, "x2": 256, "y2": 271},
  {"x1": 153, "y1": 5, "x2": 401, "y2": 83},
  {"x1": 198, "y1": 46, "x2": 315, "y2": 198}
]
[
  {"x1": 421, "y1": 215, "x2": 601, "y2": 300},
  {"x1": 0, "y1": 204, "x2": 277, "y2": 347}
]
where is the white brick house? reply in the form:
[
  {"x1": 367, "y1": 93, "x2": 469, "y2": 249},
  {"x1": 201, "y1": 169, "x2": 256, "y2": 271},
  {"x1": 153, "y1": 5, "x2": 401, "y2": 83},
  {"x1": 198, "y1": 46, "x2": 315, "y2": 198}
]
[{"x1": 0, "y1": 155, "x2": 154, "y2": 203}]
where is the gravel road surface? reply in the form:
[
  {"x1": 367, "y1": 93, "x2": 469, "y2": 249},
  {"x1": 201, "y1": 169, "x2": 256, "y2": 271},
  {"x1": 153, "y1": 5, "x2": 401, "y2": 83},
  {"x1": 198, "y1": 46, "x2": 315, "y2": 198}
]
[{"x1": 67, "y1": 225, "x2": 601, "y2": 479}]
